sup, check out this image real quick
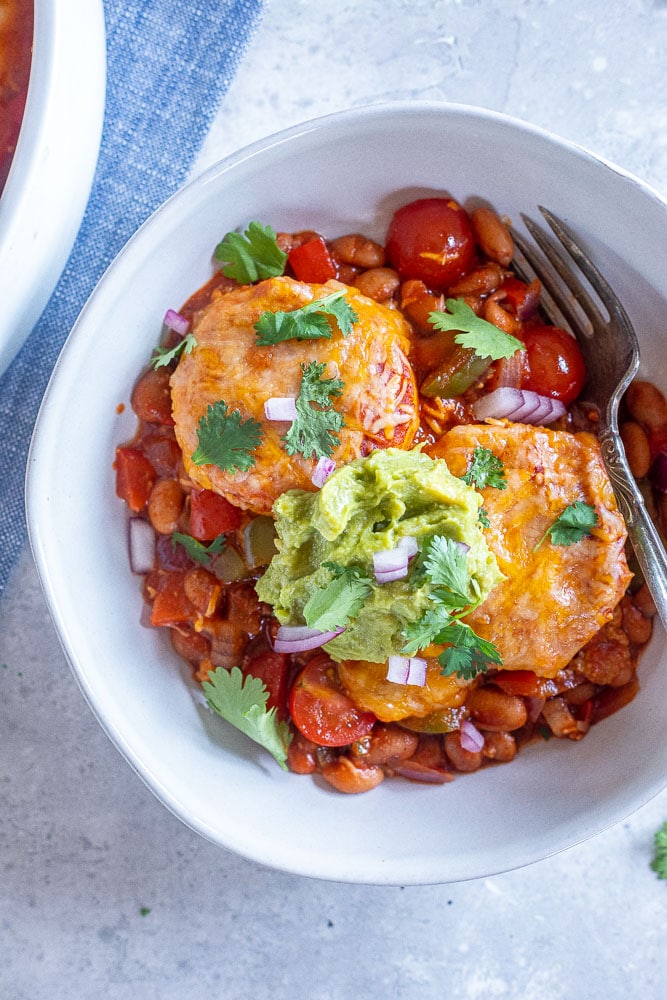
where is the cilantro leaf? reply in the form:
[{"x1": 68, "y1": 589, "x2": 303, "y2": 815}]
[
  {"x1": 533, "y1": 501, "x2": 599, "y2": 551},
  {"x1": 214, "y1": 222, "x2": 287, "y2": 284},
  {"x1": 436, "y1": 621, "x2": 503, "y2": 680},
  {"x1": 402, "y1": 603, "x2": 452, "y2": 656},
  {"x1": 150, "y1": 332, "x2": 197, "y2": 370},
  {"x1": 283, "y1": 361, "x2": 345, "y2": 460},
  {"x1": 461, "y1": 446, "x2": 507, "y2": 491},
  {"x1": 478, "y1": 507, "x2": 490, "y2": 529},
  {"x1": 422, "y1": 535, "x2": 473, "y2": 608},
  {"x1": 191, "y1": 400, "x2": 262, "y2": 472},
  {"x1": 202, "y1": 666, "x2": 292, "y2": 770},
  {"x1": 172, "y1": 532, "x2": 226, "y2": 565},
  {"x1": 255, "y1": 291, "x2": 358, "y2": 346},
  {"x1": 303, "y1": 566, "x2": 373, "y2": 632},
  {"x1": 650, "y1": 820, "x2": 667, "y2": 880},
  {"x1": 429, "y1": 298, "x2": 523, "y2": 361}
]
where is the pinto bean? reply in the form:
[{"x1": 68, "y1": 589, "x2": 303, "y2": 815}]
[
  {"x1": 350, "y1": 724, "x2": 419, "y2": 765},
  {"x1": 471, "y1": 207, "x2": 514, "y2": 267},
  {"x1": 328, "y1": 233, "x2": 386, "y2": 269},
  {"x1": 541, "y1": 696, "x2": 583, "y2": 740},
  {"x1": 147, "y1": 478, "x2": 184, "y2": 535},
  {"x1": 625, "y1": 380, "x2": 667, "y2": 430},
  {"x1": 620, "y1": 421, "x2": 652, "y2": 479},
  {"x1": 353, "y1": 267, "x2": 400, "y2": 302},
  {"x1": 447, "y1": 262, "x2": 504, "y2": 297},
  {"x1": 320, "y1": 756, "x2": 385, "y2": 794},
  {"x1": 482, "y1": 731, "x2": 516, "y2": 763},
  {"x1": 400, "y1": 279, "x2": 444, "y2": 333},
  {"x1": 169, "y1": 627, "x2": 211, "y2": 666},
  {"x1": 483, "y1": 294, "x2": 522, "y2": 335},
  {"x1": 634, "y1": 582, "x2": 657, "y2": 619},
  {"x1": 444, "y1": 731, "x2": 483, "y2": 772},
  {"x1": 287, "y1": 731, "x2": 318, "y2": 774},
  {"x1": 467, "y1": 687, "x2": 527, "y2": 732},
  {"x1": 621, "y1": 596, "x2": 653, "y2": 646},
  {"x1": 131, "y1": 367, "x2": 174, "y2": 425}
]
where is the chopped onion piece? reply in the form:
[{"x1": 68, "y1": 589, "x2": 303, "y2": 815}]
[
  {"x1": 375, "y1": 567, "x2": 409, "y2": 584},
  {"x1": 459, "y1": 719, "x2": 485, "y2": 752},
  {"x1": 273, "y1": 624, "x2": 345, "y2": 653},
  {"x1": 386, "y1": 655, "x2": 427, "y2": 687},
  {"x1": 472, "y1": 387, "x2": 566, "y2": 426},
  {"x1": 312, "y1": 456, "x2": 336, "y2": 488},
  {"x1": 128, "y1": 517, "x2": 156, "y2": 575},
  {"x1": 264, "y1": 396, "x2": 298, "y2": 422},
  {"x1": 163, "y1": 308, "x2": 189, "y2": 336},
  {"x1": 398, "y1": 536, "x2": 419, "y2": 559}
]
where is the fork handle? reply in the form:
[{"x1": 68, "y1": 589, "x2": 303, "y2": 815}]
[{"x1": 599, "y1": 429, "x2": 667, "y2": 631}]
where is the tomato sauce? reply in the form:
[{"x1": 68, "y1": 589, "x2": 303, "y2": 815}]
[{"x1": 0, "y1": 1, "x2": 33, "y2": 195}]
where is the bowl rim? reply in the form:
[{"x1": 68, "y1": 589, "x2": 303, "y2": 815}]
[
  {"x1": 27, "y1": 100, "x2": 667, "y2": 884},
  {"x1": 0, "y1": 0, "x2": 106, "y2": 375}
]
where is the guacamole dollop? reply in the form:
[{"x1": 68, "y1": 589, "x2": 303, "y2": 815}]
[{"x1": 255, "y1": 448, "x2": 502, "y2": 663}]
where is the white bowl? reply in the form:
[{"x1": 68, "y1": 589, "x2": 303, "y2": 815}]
[
  {"x1": 0, "y1": 0, "x2": 106, "y2": 376},
  {"x1": 27, "y1": 103, "x2": 667, "y2": 884}
]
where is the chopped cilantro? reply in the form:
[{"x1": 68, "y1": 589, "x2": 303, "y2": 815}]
[
  {"x1": 401, "y1": 534, "x2": 502, "y2": 680},
  {"x1": 283, "y1": 361, "x2": 345, "y2": 460},
  {"x1": 533, "y1": 501, "x2": 599, "y2": 552},
  {"x1": 650, "y1": 821, "x2": 667, "y2": 880},
  {"x1": 303, "y1": 566, "x2": 373, "y2": 633},
  {"x1": 478, "y1": 507, "x2": 490, "y2": 529},
  {"x1": 254, "y1": 290, "x2": 358, "y2": 346},
  {"x1": 150, "y1": 332, "x2": 197, "y2": 370},
  {"x1": 139, "y1": 907, "x2": 151, "y2": 917},
  {"x1": 429, "y1": 298, "x2": 523, "y2": 361},
  {"x1": 214, "y1": 221, "x2": 287, "y2": 284},
  {"x1": 202, "y1": 666, "x2": 292, "y2": 770},
  {"x1": 191, "y1": 400, "x2": 262, "y2": 473},
  {"x1": 172, "y1": 532, "x2": 226, "y2": 565},
  {"x1": 462, "y1": 446, "x2": 507, "y2": 491}
]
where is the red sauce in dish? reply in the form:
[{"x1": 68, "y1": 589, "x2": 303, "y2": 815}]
[{"x1": 0, "y1": 1, "x2": 33, "y2": 195}]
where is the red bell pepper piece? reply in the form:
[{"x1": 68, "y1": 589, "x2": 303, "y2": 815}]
[
  {"x1": 288, "y1": 237, "x2": 336, "y2": 283},
  {"x1": 115, "y1": 447, "x2": 156, "y2": 512},
  {"x1": 189, "y1": 489, "x2": 243, "y2": 540}
]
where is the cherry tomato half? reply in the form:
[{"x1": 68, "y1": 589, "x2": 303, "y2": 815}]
[
  {"x1": 522, "y1": 325, "x2": 587, "y2": 406},
  {"x1": 245, "y1": 650, "x2": 290, "y2": 719},
  {"x1": 385, "y1": 197, "x2": 475, "y2": 291},
  {"x1": 289, "y1": 653, "x2": 376, "y2": 747}
]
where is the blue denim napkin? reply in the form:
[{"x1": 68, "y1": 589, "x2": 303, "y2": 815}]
[{"x1": 0, "y1": 0, "x2": 264, "y2": 597}]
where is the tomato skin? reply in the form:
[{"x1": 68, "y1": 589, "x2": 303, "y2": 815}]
[
  {"x1": 189, "y1": 489, "x2": 243, "y2": 540},
  {"x1": 115, "y1": 447, "x2": 157, "y2": 512},
  {"x1": 245, "y1": 650, "x2": 290, "y2": 719},
  {"x1": 522, "y1": 325, "x2": 587, "y2": 406},
  {"x1": 288, "y1": 237, "x2": 337, "y2": 283},
  {"x1": 289, "y1": 653, "x2": 376, "y2": 747},
  {"x1": 385, "y1": 198, "x2": 475, "y2": 291}
]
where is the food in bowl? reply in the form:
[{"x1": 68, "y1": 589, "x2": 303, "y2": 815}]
[
  {"x1": 114, "y1": 192, "x2": 660, "y2": 795},
  {"x1": 0, "y1": 0, "x2": 33, "y2": 194}
]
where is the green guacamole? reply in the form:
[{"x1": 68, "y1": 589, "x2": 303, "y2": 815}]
[{"x1": 255, "y1": 448, "x2": 502, "y2": 663}]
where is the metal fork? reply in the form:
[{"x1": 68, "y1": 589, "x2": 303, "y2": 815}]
[{"x1": 511, "y1": 207, "x2": 667, "y2": 630}]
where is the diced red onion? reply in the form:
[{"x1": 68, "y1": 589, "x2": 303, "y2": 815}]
[
  {"x1": 459, "y1": 719, "x2": 485, "y2": 752},
  {"x1": 390, "y1": 760, "x2": 452, "y2": 784},
  {"x1": 273, "y1": 624, "x2": 345, "y2": 653},
  {"x1": 649, "y1": 451, "x2": 667, "y2": 494},
  {"x1": 312, "y1": 456, "x2": 336, "y2": 488},
  {"x1": 472, "y1": 387, "x2": 566, "y2": 426},
  {"x1": 375, "y1": 567, "x2": 409, "y2": 584},
  {"x1": 398, "y1": 536, "x2": 419, "y2": 559},
  {"x1": 128, "y1": 517, "x2": 156, "y2": 575},
  {"x1": 264, "y1": 396, "x2": 298, "y2": 422},
  {"x1": 163, "y1": 309, "x2": 189, "y2": 336},
  {"x1": 386, "y1": 655, "x2": 427, "y2": 687},
  {"x1": 373, "y1": 536, "x2": 420, "y2": 584}
]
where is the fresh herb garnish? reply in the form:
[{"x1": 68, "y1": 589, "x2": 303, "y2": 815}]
[
  {"x1": 283, "y1": 361, "x2": 345, "y2": 460},
  {"x1": 429, "y1": 298, "x2": 523, "y2": 360},
  {"x1": 402, "y1": 534, "x2": 501, "y2": 680},
  {"x1": 191, "y1": 400, "x2": 263, "y2": 472},
  {"x1": 172, "y1": 531, "x2": 226, "y2": 565},
  {"x1": 533, "y1": 501, "x2": 599, "y2": 551},
  {"x1": 461, "y1": 446, "x2": 507, "y2": 491},
  {"x1": 303, "y1": 565, "x2": 373, "y2": 632},
  {"x1": 214, "y1": 221, "x2": 287, "y2": 284},
  {"x1": 478, "y1": 507, "x2": 490, "y2": 529},
  {"x1": 255, "y1": 290, "x2": 358, "y2": 346},
  {"x1": 650, "y1": 820, "x2": 667, "y2": 880},
  {"x1": 202, "y1": 666, "x2": 292, "y2": 770},
  {"x1": 150, "y1": 332, "x2": 197, "y2": 370}
]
